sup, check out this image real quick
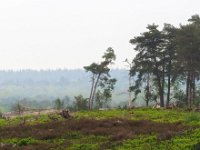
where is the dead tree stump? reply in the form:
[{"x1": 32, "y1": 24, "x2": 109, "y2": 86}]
[{"x1": 59, "y1": 109, "x2": 70, "y2": 119}]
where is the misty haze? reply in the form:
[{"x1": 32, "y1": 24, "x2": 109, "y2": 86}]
[{"x1": 0, "y1": 0, "x2": 200, "y2": 149}]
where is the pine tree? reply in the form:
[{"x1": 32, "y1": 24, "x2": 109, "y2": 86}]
[
  {"x1": 84, "y1": 47, "x2": 116, "y2": 109},
  {"x1": 130, "y1": 24, "x2": 166, "y2": 107},
  {"x1": 176, "y1": 14, "x2": 200, "y2": 108}
]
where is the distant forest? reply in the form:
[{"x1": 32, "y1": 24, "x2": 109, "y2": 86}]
[{"x1": 0, "y1": 69, "x2": 130, "y2": 111}]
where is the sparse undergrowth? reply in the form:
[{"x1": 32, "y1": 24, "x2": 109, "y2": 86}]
[
  {"x1": 74, "y1": 108, "x2": 200, "y2": 125},
  {"x1": 1, "y1": 108, "x2": 200, "y2": 149}
]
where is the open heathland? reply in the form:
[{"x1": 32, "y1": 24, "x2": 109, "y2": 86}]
[{"x1": 1, "y1": 108, "x2": 200, "y2": 149}]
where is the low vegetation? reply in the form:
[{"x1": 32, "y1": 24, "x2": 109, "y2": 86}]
[{"x1": 0, "y1": 108, "x2": 200, "y2": 149}]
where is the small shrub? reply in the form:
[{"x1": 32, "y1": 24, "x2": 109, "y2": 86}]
[
  {"x1": 185, "y1": 112, "x2": 200, "y2": 123},
  {"x1": 0, "y1": 111, "x2": 3, "y2": 118},
  {"x1": 0, "y1": 137, "x2": 38, "y2": 147},
  {"x1": 17, "y1": 137, "x2": 37, "y2": 146},
  {"x1": 0, "y1": 119, "x2": 7, "y2": 127}
]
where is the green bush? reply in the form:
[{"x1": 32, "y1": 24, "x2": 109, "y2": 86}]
[
  {"x1": 185, "y1": 112, "x2": 200, "y2": 123},
  {"x1": 17, "y1": 137, "x2": 37, "y2": 146},
  {"x1": 0, "y1": 119, "x2": 7, "y2": 127},
  {"x1": 0, "y1": 137, "x2": 38, "y2": 147},
  {"x1": 0, "y1": 111, "x2": 3, "y2": 118}
]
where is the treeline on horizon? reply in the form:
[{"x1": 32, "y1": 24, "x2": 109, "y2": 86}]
[
  {"x1": 0, "y1": 69, "x2": 128, "y2": 84},
  {"x1": 129, "y1": 14, "x2": 200, "y2": 109},
  {"x1": 0, "y1": 69, "x2": 129, "y2": 112}
]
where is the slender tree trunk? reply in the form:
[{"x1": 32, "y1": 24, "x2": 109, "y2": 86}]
[
  {"x1": 88, "y1": 74, "x2": 95, "y2": 110},
  {"x1": 128, "y1": 74, "x2": 132, "y2": 108},
  {"x1": 155, "y1": 73, "x2": 164, "y2": 107},
  {"x1": 187, "y1": 71, "x2": 196, "y2": 109},
  {"x1": 157, "y1": 77, "x2": 164, "y2": 107},
  {"x1": 154, "y1": 58, "x2": 164, "y2": 107},
  {"x1": 166, "y1": 60, "x2": 171, "y2": 107},
  {"x1": 186, "y1": 71, "x2": 189, "y2": 106},
  {"x1": 193, "y1": 73, "x2": 196, "y2": 99},
  {"x1": 162, "y1": 65, "x2": 165, "y2": 107},
  {"x1": 191, "y1": 71, "x2": 196, "y2": 105},
  {"x1": 146, "y1": 100, "x2": 149, "y2": 107},
  {"x1": 90, "y1": 74, "x2": 101, "y2": 109},
  {"x1": 187, "y1": 71, "x2": 192, "y2": 109},
  {"x1": 189, "y1": 78, "x2": 192, "y2": 109},
  {"x1": 187, "y1": 59, "x2": 196, "y2": 108},
  {"x1": 146, "y1": 73, "x2": 150, "y2": 107},
  {"x1": 191, "y1": 72, "x2": 194, "y2": 106},
  {"x1": 160, "y1": 84, "x2": 164, "y2": 107}
]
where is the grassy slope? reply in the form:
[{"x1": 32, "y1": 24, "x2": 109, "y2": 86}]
[{"x1": 0, "y1": 108, "x2": 200, "y2": 149}]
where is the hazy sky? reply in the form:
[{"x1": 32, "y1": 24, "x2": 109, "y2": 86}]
[{"x1": 0, "y1": 0, "x2": 199, "y2": 70}]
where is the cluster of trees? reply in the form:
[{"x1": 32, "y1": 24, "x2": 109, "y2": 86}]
[
  {"x1": 84, "y1": 47, "x2": 117, "y2": 110},
  {"x1": 130, "y1": 14, "x2": 200, "y2": 108},
  {"x1": 54, "y1": 96, "x2": 88, "y2": 111}
]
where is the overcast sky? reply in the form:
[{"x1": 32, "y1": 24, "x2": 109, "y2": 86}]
[{"x1": 0, "y1": 0, "x2": 199, "y2": 70}]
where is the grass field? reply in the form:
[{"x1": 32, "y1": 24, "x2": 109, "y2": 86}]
[{"x1": 1, "y1": 108, "x2": 200, "y2": 149}]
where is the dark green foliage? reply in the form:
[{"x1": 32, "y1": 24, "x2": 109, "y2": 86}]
[
  {"x1": 54, "y1": 98, "x2": 64, "y2": 110},
  {"x1": 193, "y1": 142, "x2": 200, "y2": 150},
  {"x1": 95, "y1": 90, "x2": 104, "y2": 108},
  {"x1": 162, "y1": 23, "x2": 178, "y2": 107},
  {"x1": 17, "y1": 137, "x2": 37, "y2": 146},
  {"x1": 84, "y1": 47, "x2": 117, "y2": 109},
  {"x1": 130, "y1": 24, "x2": 166, "y2": 107},
  {"x1": 130, "y1": 14, "x2": 200, "y2": 108},
  {"x1": 0, "y1": 110, "x2": 3, "y2": 118},
  {"x1": 173, "y1": 89, "x2": 186, "y2": 106},
  {"x1": 96, "y1": 76, "x2": 117, "y2": 108},
  {"x1": 185, "y1": 112, "x2": 200, "y2": 123},
  {"x1": 74, "y1": 95, "x2": 88, "y2": 111},
  {"x1": 194, "y1": 88, "x2": 200, "y2": 106},
  {"x1": 175, "y1": 14, "x2": 200, "y2": 108}
]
